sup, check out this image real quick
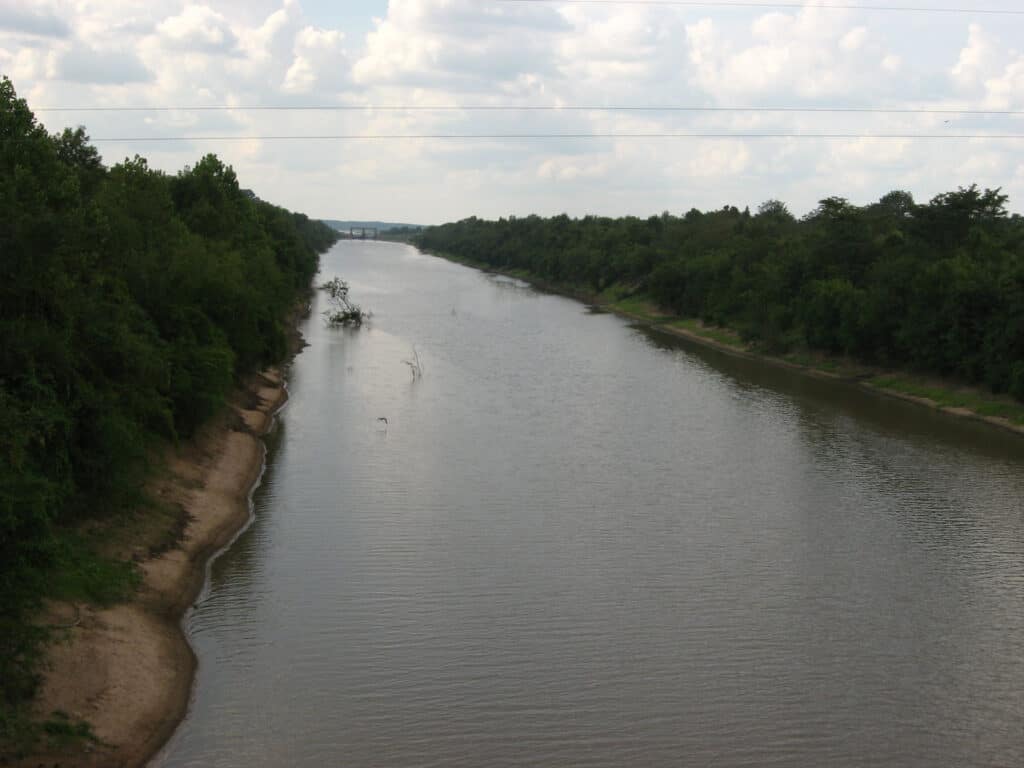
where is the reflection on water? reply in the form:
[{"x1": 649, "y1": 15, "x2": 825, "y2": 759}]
[{"x1": 156, "y1": 241, "x2": 1024, "y2": 768}]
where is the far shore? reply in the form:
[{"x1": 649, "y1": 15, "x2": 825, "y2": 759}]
[
  {"x1": 17, "y1": 368, "x2": 289, "y2": 768},
  {"x1": 647, "y1": 318, "x2": 1024, "y2": 439},
  {"x1": 427, "y1": 248, "x2": 1024, "y2": 440}
]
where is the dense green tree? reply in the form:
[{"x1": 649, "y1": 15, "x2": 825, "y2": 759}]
[
  {"x1": 0, "y1": 77, "x2": 337, "y2": 741},
  {"x1": 417, "y1": 189, "x2": 1024, "y2": 403}
]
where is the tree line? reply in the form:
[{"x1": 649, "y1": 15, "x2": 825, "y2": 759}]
[
  {"x1": 1, "y1": 77, "x2": 336, "y2": 743},
  {"x1": 416, "y1": 189, "x2": 1024, "y2": 401}
]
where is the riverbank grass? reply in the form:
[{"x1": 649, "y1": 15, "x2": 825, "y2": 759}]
[
  {"x1": 0, "y1": 458, "x2": 193, "y2": 759},
  {"x1": 46, "y1": 532, "x2": 141, "y2": 606},
  {"x1": 1, "y1": 525, "x2": 139, "y2": 757},
  {"x1": 608, "y1": 295, "x2": 674, "y2": 323},
  {"x1": 667, "y1": 318, "x2": 747, "y2": 350},
  {"x1": 869, "y1": 376, "x2": 1024, "y2": 425}
]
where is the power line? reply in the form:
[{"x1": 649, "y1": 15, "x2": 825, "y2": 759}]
[
  {"x1": 6, "y1": 132, "x2": 1023, "y2": 147},
  {"x1": 30, "y1": 105, "x2": 1024, "y2": 115},
  {"x1": 493, "y1": 0, "x2": 1024, "y2": 14},
  {"x1": 53, "y1": 132, "x2": 1024, "y2": 141}
]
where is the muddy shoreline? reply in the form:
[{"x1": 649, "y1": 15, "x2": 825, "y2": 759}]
[{"x1": 19, "y1": 368, "x2": 289, "y2": 768}]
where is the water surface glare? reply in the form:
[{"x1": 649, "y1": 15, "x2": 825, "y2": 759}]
[{"x1": 157, "y1": 241, "x2": 1024, "y2": 767}]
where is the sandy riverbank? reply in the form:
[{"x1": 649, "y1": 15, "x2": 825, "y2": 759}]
[{"x1": 18, "y1": 368, "x2": 288, "y2": 768}]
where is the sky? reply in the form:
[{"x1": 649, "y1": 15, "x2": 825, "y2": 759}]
[{"x1": 2, "y1": 0, "x2": 1024, "y2": 223}]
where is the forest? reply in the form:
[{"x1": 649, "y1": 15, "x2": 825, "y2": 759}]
[
  {"x1": 0, "y1": 77, "x2": 336, "y2": 745},
  {"x1": 417, "y1": 189, "x2": 1024, "y2": 402}
]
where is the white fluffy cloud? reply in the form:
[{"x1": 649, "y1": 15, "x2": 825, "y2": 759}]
[
  {"x1": 353, "y1": 0, "x2": 566, "y2": 89},
  {"x1": 950, "y1": 24, "x2": 1024, "y2": 110},
  {"x1": 158, "y1": 5, "x2": 239, "y2": 53},
  {"x1": 283, "y1": 26, "x2": 347, "y2": 93},
  {"x1": 685, "y1": 8, "x2": 901, "y2": 102},
  {"x1": 2, "y1": 0, "x2": 1024, "y2": 221}
]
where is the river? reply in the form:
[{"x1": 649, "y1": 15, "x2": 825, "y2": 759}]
[{"x1": 155, "y1": 240, "x2": 1024, "y2": 767}]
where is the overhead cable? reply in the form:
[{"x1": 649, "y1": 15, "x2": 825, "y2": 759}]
[
  {"x1": 31, "y1": 105, "x2": 1024, "y2": 115},
  {"x1": 493, "y1": 0, "x2": 1024, "y2": 15}
]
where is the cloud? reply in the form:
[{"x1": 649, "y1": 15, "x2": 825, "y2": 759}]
[
  {"x1": 537, "y1": 154, "x2": 611, "y2": 181},
  {"x1": 4, "y1": 0, "x2": 1024, "y2": 222},
  {"x1": 684, "y1": 8, "x2": 901, "y2": 103},
  {"x1": 840, "y1": 27, "x2": 867, "y2": 53},
  {"x1": 57, "y1": 44, "x2": 152, "y2": 85},
  {"x1": 157, "y1": 4, "x2": 239, "y2": 54},
  {"x1": 951, "y1": 24, "x2": 998, "y2": 90},
  {"x1": 353, "y1": 0, "x2": 567, "y2": 89},
  {"x1": 982, "y1": 58, "x2": 1024, "y2": 109},
  {"x1": 2, "y1": 44, "x2": 58, "y2": 81},
  {"x1": 555, "y1": 5, "x2": 689, "y2": 95},
  {"x1": 0, "y1": 1, "x2": 70, "y2": 38},
  {"x1": 687, "y1": 140, "x2": 751, "y2": 179},
  {"x1": 237, "y1": 0, "x2": 299, "y2": 63},
  {"x1": 949, "y1": 24, "x2": 1024, "y2": 110},
  {"x1": 283, "y1": 26, "x2": 348, "y2": 94}
]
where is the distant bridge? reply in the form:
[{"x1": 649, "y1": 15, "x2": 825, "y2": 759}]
[{"x1": 348, "y1": 227, "x2": 378, "y2": 240}]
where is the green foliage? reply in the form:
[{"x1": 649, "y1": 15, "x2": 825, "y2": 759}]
[
  {"x1": 45, "y1": 532, "x2": 142, "y2": 606},
  {"x1": 670, "y1": 319, "x2": 746, "y2": 350},
  {"x1": 0, "y1": 77, "x2": 338, "y2": 749},
  {"x1": 871, "y1": 376, "x2": 1024, "y2": 424},
  {"x1": 417, "y1": 185, "x2": 1024, "y2": 406},
  {"x1": 609, "y1": 295, "x2": 670, "y2": 323},
  {"x1": 41, "y1": 710, "x2": 98, "y2": 748},
  {"x1": 1010, "y1": 362, "x2": 1024, "y2": 401}
]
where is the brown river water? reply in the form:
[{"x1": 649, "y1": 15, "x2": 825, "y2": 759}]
[{"x1": 155, "y1": 240, "x2": 1024, "y2": 767}]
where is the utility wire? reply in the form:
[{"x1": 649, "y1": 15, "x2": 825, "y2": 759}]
[
  {"x1": 494, "y1": 0, "x2": 1024, "y2": 14},
  {"x1": 30, "y1": 105, "x2": 1024, "y2": 115},
  {"x1": 30, "y1": 132, "x2": 1024, "y2": 142}
]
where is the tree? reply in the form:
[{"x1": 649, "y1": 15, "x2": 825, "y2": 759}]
[
  {"x1": 320, "y1": 277, "x2": 367, "y2": 326},
  {"x1": 756, "y1": 199, "x2": 794, "y2": 222},
  {"x1": 915, "y1": 185, "x2": 1009, "y2": 251},
  {"x1": 0, "y1": 77, "x2": 340, "y2": 746},
  {"x1": 414, "y1": 177, "x2": 1024, "y2": 402},
  {"x1": 875, "y1": 190, "x2": 915, "y2": 218}
]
